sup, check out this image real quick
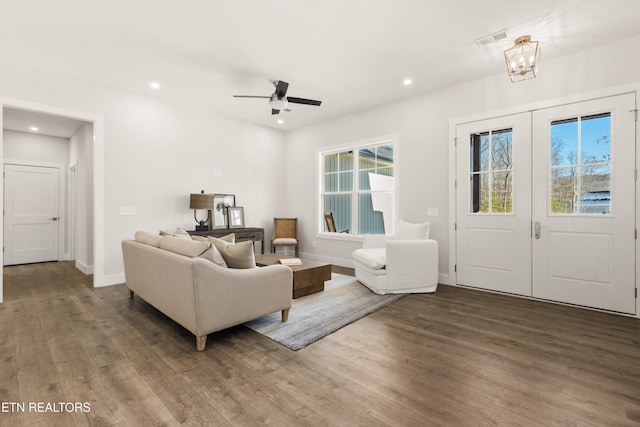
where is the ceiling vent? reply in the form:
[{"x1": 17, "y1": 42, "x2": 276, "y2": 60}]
[{"x1": 475, "y1": 30, "x2": 508, "y2": 47}]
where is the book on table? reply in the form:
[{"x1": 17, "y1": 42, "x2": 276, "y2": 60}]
[{"x1": 279, "y1": 258, "x2": 302, "y2": 266}]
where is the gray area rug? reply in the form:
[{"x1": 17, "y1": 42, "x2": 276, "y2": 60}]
[{"x1": 244, "y1": 274, "x2": 406, "y2": 350}]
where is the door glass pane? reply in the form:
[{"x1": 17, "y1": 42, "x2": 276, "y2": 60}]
[
  {"x1": 491, "y1": 129, "x2": 512, "y2": 171},
  {"x1": 470, "y1": 129, "x2": 513, "y2": 214},
  {"x1": 581, "y1": 113, "x2": 611, "y2": 164},
  {"x1": 551, "y1": 119, "x2": 578, "y2": 166},
  {"x1": 550, "y1": 166, "x2": 578, "y2": 214},
  {"x1": 580, "y1": 164, "x2": 610, "y2": 214},
  {"x1": 549, "y1": 113, "x2": 611, "y2": 215},
  {"x1": 491, "y1": 171, "x2": 513, "y2": 213}
]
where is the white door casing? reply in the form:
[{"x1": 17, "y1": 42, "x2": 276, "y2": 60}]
[
  {"x1": 4, "y1": 164, "x2": 60, "y2": 266},
  {"x1": 531, "y1": 94, "x2": 636, "y2": 314},
  {"x1": 456, "y1": 113, "x2": 532, "y2": 295}
]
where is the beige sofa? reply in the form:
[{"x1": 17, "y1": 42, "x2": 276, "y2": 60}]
[{"x1": 122, "y1": 239, "x2": 293, "y2": 351}]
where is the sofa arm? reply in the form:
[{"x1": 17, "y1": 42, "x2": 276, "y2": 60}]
[
  {"x1": 362, "y1": 234, "x2": 390, "y2": 249},
  {"x1": 191, "y1": 261, "x2": 293, "y2": 335},
  {"x1": 385, "y1": 239, "x2": 438, "y2": 283}
]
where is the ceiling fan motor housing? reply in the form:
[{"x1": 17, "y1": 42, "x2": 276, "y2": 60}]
[{"x1": 270, "y1": 93, "x2": 288, "y2": 110}]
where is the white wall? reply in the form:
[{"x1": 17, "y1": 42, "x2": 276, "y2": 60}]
[
  {"x1": 286, "y1": 35, "x2": 640, "y2": 282},
  {"x1": 3, "y1": 129, "x2": 69, "y2": 164},
  {"x1": 70, "y1": 122, "x2": 94, "y2": 273},
  {"x1": 0, "y1": 61, "x2": 288, "y2": 286}
]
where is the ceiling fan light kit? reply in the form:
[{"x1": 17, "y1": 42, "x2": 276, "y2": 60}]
[
  {"x1": 234, "y1": 80, "x2": 322, "y2": 115},
  {"x1": 504, "y1": 35, "x2": 541, "y2": 83}
]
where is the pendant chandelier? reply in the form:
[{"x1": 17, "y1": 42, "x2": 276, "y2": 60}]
[{"x1": 504, "y1": 35, "x2": 541, "y2": 82}]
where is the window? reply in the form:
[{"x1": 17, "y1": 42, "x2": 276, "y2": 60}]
[
  {"x1": 470, "y1": 128, "x2": 513, "y2": 213},
  {"x1": 550, "y1": 113, "x2": 611, "y2": 215},
  {"x1": 321, "y1": 139, "x2": 395, "y2": 235}
]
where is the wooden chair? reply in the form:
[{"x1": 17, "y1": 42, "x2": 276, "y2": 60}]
[
  {"x1": 324, "y1": 212, "x2": 349, "y2": 233},
  {"x1": 271, "y1": 218, "x2": 299, "y2": 257}
]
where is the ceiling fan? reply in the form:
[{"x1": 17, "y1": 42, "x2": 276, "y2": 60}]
[{"x1": 233, "y1": 80, "x2": 322, "y2": 115}]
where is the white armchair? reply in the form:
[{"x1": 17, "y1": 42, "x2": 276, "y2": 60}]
[{"x1": 351, "y1": 220, "x2": 438, "y2": 294}]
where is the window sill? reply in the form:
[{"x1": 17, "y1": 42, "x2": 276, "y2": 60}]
[{"x1": 316, "y1": 232, "x2": 363, "y2": 243}]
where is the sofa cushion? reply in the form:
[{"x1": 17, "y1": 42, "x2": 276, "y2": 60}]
[
  {"x1": 208, "y1": 236, "x2": 255, "y2": 269},
  {"x1": 159, "y1": 227, "x2": 192, "y2": 240},
  {"x1": 160, "y1": 236, "x2": 210, "y2": 257},
  {"x1": 351, "y1": 247, "x2": 386, "y2": 270},
  {"x1": 135, "y1": 231, "x2": 162, "y2": 247},
  {"x1": 191, "y1": 235, "x2": 208, "y2": 242},
  {"x1": 394, "y1": 220, "x2": 430, "y2": 240}
]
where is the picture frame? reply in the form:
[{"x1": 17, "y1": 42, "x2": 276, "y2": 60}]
[
  {"x1": 212, "y1": 194, "x2": 235, "y2": 228},
  {"x1": 227, "y1": 206, "x2": 245, "y2": 229}
]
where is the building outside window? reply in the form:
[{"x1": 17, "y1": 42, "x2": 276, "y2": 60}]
[{"x1": 320, "y1": 138, "x2": 395, "y2": 236}]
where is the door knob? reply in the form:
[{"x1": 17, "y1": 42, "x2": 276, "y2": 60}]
[
  {"x1": 534, "y1": 221, "x2": 541, "y2": 239},
  {"x1": 49, "y1": 217, "x2": 59, "y2": 221}
]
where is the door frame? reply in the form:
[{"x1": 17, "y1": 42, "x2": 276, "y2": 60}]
[
  {"x1": 449, "y1": 83, "x2": 640, "y2": 318},
  {"x1": 3, "y1": 160, "x2": 68, "y2": 263},
  {"x1": 0, "y1": 97, "x2": 105, "y2": 304}
]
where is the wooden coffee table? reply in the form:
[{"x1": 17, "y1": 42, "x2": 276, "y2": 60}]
[{"x1": 255, "y1": 253, "x2": 332, "y2": 299}]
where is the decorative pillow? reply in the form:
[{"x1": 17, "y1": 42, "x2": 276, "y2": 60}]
[
  {"x1": 198, "y1": 244, "x2": 228, "y2": 268},
  {"x1": 135, "y1": 231, "x2": 162, "y2": 247},
  {"x1": 191, "y1": 235, "x2": 208, "y2": 242},
  {"x1": 207, "y1": 233, "x2": 235, "y2": 244},
  {"x1": 159, "y1": 227, "x2": 192, "y2": 240},
  {"x1": 208, "y1": 237, "x2": 255, "y2": 269},
  {"x1": 394, "y1": 220, "x2": 429, "y2": 240},
  {"x1": 159, "y1": 236, "x2": 210, "y2": 257}
]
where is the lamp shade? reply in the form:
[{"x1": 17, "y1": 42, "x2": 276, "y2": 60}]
[
  {"x1": 190, "y1": 192, "x2": 214, "y2": 209},
  {"x1": 504, "y1": 35, "x2": 541, "y2": 83}
]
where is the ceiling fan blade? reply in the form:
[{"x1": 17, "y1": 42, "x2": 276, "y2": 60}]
[
  {"x1": 287, "y1": 97, "x2": 322, "y2": 106},
  {"x1": 233, "y1": 95, "x2": 271, "y2": 99},
  {"x1": 275, "y1": 80, "x2": 289, "y2": 98},
  {"x1": 271, "y1": 109, "x2": 280, "y2": 115}
]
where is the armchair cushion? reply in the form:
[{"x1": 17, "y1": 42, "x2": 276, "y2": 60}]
[{"x1": 352, "y1": 247, "x2": 386, "y2": 270}]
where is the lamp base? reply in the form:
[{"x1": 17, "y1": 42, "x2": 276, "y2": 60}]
[{"x1": 195, "y1": 224, "x2": 209, "y2": 231}]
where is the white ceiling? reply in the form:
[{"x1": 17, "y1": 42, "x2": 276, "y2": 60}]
[
  {"x1": 3, "y1": 108, "x2": 87, "y2": 138},
  {"x1": 2, "y1": 0, "x2": 640, "y2": 131}
]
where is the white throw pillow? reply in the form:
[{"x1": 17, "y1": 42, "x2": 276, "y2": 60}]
[
  {"x1": 197, "y1": 244, "x2": 228, "y2": 268},
  {"x1": 394, "y1": 220, "x2": 429, "y2": 240}
]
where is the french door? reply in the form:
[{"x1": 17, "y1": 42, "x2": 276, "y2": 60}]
[{"x1": 456, "y1": 93, "x2": 636, "y2": 314}]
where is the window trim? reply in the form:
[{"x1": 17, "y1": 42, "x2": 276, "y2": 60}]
[{"x1": 316, "y1": 134, "x2": 398, "y2": 239}]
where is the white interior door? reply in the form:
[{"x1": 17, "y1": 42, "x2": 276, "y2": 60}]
[
  {"x1": 456, "y1": 113, "x2": 532, "y2": 295},
  {"x1": 532, "y1": 94, "x2": 636, "y2": 314},
  {"x1": 4, "y1": 164, "x2": 60, "y2": 266}
]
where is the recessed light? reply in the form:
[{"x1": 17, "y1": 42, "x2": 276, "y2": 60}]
[
  {"x1": 149, "y1": 81, "x2": 160, "y2": 90},
  {"x1": 277, "y1": 119, "x2": 284, "y2": 124},
  {"x1": 29, "y1": 126, "x2": 39, "y2": 131},
  {"x1": 403, "y1": 78, "x2": 412, "y2": 86}
]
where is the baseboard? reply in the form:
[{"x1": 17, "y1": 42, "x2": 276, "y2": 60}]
[
  {"x1": 94, "y1": 273, "x2": 125, "y2": 288},
  {"x1": 438, "y1": 273, "x2": 450, "y2": 285},
  {"x1": 75, "y1": 260, "x2": 94, "y2": 275}
]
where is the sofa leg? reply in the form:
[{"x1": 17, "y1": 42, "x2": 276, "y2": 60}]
[
  {"x1": 128, "y1": 288, "x2": 134, "y2": 299},
  {"x1": 196, "y1": 335, "x2": 207, "y2": 352},
  {"x1": 281, "y1": 309, "x2": 289, "y2": 322}
]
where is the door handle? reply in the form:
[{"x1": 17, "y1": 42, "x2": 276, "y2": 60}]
[
  {"x1": 49, "y1": 217, "x2": 59, "y2": 221},
  {"x1": 534, "y1": 221, "x2": 541, "y2": 239}
]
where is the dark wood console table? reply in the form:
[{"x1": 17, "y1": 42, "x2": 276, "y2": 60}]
[{"x1": 188, "y1": 227, "x2": 265, "y2": 254}]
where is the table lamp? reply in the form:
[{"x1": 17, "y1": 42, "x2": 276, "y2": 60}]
[{"x1": 190, "y1": 190, "x2": 214, "y2": 231}]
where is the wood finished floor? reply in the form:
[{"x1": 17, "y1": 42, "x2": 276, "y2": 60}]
[{"x1": 1, "y1": 261, "x2": 640, "y2": 426}]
